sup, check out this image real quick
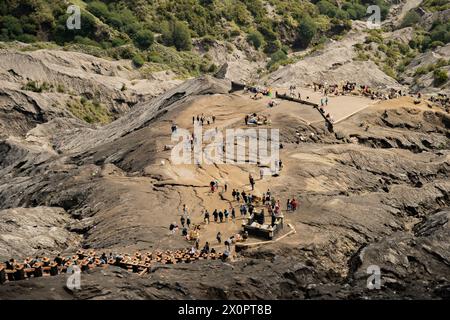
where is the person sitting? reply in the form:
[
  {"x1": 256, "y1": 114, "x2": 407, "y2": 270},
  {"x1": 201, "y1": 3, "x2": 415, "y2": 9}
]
[
  {"x1": 222, "y1": 249, "x2": 230, "y2": 261},
  {"x1": 5, "y1": 259, "x2": 15, "y2": 270},
  {"x1": 100, "y1": 253, "x2": 108, "y2": 264},
  {"x1": 54, "y1": 254, "x2": 63, "y2": 266},
  {"x1": 30, "y1": 256, "x2": 40, "y2": 266},
  {"x1": 201, "y1": 242, "x2": 210, "y2": 254},
  {"x1": 169, "y1": 222, "x2": 178, "y2": 234}
]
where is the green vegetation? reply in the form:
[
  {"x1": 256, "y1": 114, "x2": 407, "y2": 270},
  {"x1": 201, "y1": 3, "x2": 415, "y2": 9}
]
[
  {"x1": 21, "y1": 80, "x2": 52, "y2": 92},
  {"x1": 401, "y1": 11, "x2": 421, "y2": 28},
  {"x1": 422, "y1": 0, "x2": 450, "y2": 12},
  {"x1": 0, "y1": 0, "x2": 393, "y2": 74},
  {"x1": 414, "y1": 59, "x2": 450, "y2": 76},
  {"x1": 268, "y1": 49, "x2": 287, "y2": 70},
  {"x1": 247, "y1": 30, "x2": 264, "y2": 49},
  {"x1": 297, "y1": 17, "x2": 317, "y2": 49},
  {"x1": 67, "y1": 97, "x2": 112, "y2": 124},
  {"x1": 354, "y1": 29, "x2": 421, "y2": 80},
  {"x1": 161, "y1": 21, "x2": 192, "y2": 51},
  {"x1": 409, "y1": 19, "x2": 450, "y2": 52},
  {"x1": 433, "y1": 69, "x2": 448, "y2": 86},
  {"x1": 132, "y1": 53, "x2": 145, "y2": 68},
  {"x1": 134, "y1": 30, "x2": 154, "y2": 50}
]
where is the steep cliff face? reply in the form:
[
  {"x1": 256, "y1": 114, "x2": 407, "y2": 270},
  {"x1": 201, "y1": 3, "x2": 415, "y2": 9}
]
[{"x1": 0, "y1": 48, "x2": 182, "y2": 137}]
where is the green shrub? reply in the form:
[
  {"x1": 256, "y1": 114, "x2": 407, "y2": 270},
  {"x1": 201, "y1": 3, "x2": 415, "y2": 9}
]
[
  {"x1": 57, "y1": 84, "x2": 65, "y2": 93},
  {"x1": 264, "y1": 39, "x2": 281, "y2": 54},
  {"x1": 414, "y1": 66, "x2": 428, "y2": 76},
  {"x1": 342, "y1": 2, "x2": 367, "y2": 20},
  {"x1": 401, "y1": 11, "x2": 421, "y2": 28},
  {"x1": 172, "y1": 21, "x2": 192, "y2": 51},
  {"x1": 21, "y1": 80, "x2": 51, "y2": 92},
  {"x1": 132, "y1": 54, "x2": 145, "y2": 68},
  {"x1": 382, "y1": 65, "x2": 396, "y2": 79},
  {"x1": 296, "y1": 17, "x2": 317, "y2": 49},
  {"x1": 161, "y1": 20, "x2": 192, "y2": 51},
  {"x1": 134, "y1": 30, "x2": 154, "y2": 50},
  {"x1": 430, "y1": 41, "x2": 445, "y2": 48},
  {"x1": 268, "y1": 49, "x2": 287, "y2": 68},
  {"x1": 86, "y1": 1, "x2": 110, "y2": 21},
  {"x1": 317, "y1": 1, "x2": 347, "y2": 19},
  {"x1": 433, "y1": 69, "x2": 448, "y2": 86},
  {"x1": 247, "y1": 30, "x2": 264, "y2": 49},
  {"x1": 148, "y1": 53, "x2": 164, "y2": 63}
]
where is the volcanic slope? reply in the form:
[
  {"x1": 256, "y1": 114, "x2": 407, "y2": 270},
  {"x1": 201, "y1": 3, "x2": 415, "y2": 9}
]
[{"x1": 0, "y1": 76, "x2": 449, "y2": 299}]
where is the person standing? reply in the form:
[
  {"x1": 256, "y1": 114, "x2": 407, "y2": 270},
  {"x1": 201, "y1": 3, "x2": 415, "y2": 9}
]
[
  {"x1": 231, "y1": 207, "x2": 236, "y2": 221},
  {"x1": 180, "y1": 216, "x2": 185, "y2": 228},
  {"x1": 216, "y1": 232, "x2": 222, "y2": 244},
  {"x1": 218, "y1": 210, "x2": 224, "y2": 223},
  {"x1": 248, "y1": 204, "x2": 254, "y2": 216},
  {"x1": 291, "y1": 198, "x2": 297, "y2": 211},
  {"x1": 224, "y1": 238, "x2": 231, "y2": 251},
  {"x1": 213, "y1": 209, "x2": 218, "y2": 223},
  {"x1": 186, "y1": 216, "x2": 191, "y2": 228},
  {"x1": 204, "y1": 210, "x2": 210, "y2": 224},
  {"x1": 224, "y1": 209, "x2": 229, "y2": 221},
  {"x1": 195, "y1": 238, "x2": 200, "y2": 250}
]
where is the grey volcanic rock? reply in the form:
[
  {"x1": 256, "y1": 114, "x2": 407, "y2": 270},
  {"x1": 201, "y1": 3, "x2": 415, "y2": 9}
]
[
  {"x1": 0, "y1": 48, "x2": 182, "y2": 137},
  {"x1": 0, "y1": 206, "x2": 81, "y2": 261},
  {"x1": 0, "y1": 46, "x2": 448, "y2": 299},
  {"x1": 48, "y1": 75, "x2": 232, "y2": 155}
]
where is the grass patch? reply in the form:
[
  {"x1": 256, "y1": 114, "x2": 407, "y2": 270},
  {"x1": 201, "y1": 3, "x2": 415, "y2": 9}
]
[{"x1": 67, "y1": 98, "x2": 112, "y2": 124}]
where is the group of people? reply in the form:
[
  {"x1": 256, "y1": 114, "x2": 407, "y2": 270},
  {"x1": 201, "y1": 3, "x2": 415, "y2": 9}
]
[
  {"x1": 429, "y1": 93, "x2": 449, "y2": 111},
  {"x1": 192, "y1": 114, "x2": 216, "y2": 126},
  {"x1": 216, "y1": 232, "x2": 247, "y2": 250},
  {"x1": 209, "y1": 180, "x2": 221, "y2": 193},
  {"x1": 203, "y1": 207, "x2": 236, "y2": 224},
  {"x1": 245, "y1": 86, "x2": 273, "y2": 97},
  {"x1": 311, "y1": 81, "x2": 405, "y2": 101},
  {"x1": 3, "y1": 251, "x2": 118, "y2": 273},
  {"x1": 245, "y1": 113, "x2": 271, "y2": 125}
]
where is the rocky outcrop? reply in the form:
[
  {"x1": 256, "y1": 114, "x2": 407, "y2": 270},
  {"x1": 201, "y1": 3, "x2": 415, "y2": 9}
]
[
  {"x1": 0, "y1": 206, "x2": 81, "y2": 261},
  {"x1": 265, "y1": 25, "x2": 402, "y2": 89},
  {"x1": 0, "y1": 48, "x2": 182, "y2": 137}
]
